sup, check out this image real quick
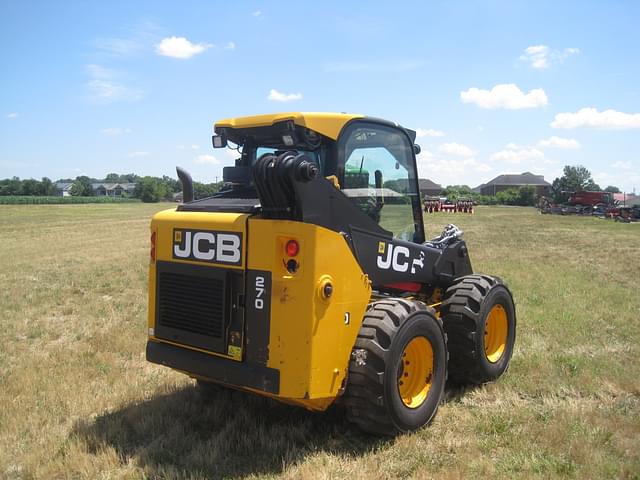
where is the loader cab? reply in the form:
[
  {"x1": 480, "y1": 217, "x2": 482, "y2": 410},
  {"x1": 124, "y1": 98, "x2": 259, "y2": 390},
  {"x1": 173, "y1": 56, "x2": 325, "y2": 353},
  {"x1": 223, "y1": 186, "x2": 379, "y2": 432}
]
[
  {"x1": 212, "y1": 113, "x2": 425, "y2": 244},
  {"x1": 337, "y1": 120, "x2": 425, "y2": 243}
]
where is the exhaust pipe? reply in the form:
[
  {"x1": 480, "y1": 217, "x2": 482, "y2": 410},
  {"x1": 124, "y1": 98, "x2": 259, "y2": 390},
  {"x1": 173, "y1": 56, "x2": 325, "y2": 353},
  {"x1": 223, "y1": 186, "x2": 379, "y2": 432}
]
[{"x1": 176, "y1": 166, "x2": 194, "y2": 203}]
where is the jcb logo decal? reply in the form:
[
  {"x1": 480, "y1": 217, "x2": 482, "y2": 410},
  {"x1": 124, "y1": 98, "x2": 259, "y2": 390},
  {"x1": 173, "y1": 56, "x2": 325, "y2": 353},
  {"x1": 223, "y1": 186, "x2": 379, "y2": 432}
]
[
  {"x1": 377, "y1": 242, "x2": 425, "y2": 274},
  {"x1": 173, "y1": 229, "x2": 242, "y2": 266}
]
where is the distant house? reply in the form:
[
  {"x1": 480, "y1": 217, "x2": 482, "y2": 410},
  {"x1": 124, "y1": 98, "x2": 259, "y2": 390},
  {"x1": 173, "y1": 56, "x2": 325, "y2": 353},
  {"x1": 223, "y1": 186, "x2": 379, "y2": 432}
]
[
  {"x1": 418, "y1": 178, "x2": 443, "y2": 197},
  {"x1": 91, "y1": 183, "x2": 137, "y2": 197},
  {"x1": 55, "y1": 182, "x2": 74, "y2": 197},
  {"x1": 55, "y1": 182, "x2": 137, "y2": 197},
  {"x1": 474, "y1": 172, "x2": 551, "y2": 197}
]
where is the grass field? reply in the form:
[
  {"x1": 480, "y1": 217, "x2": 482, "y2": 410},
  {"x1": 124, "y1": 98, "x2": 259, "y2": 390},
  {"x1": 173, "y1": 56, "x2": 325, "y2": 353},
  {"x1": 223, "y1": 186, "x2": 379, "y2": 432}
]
[
  {"x1": 1, "y1": 204, "x2": 639, "y2": 479},
  {"x1": 0, "y1": 196, "x2": 141, "y2": 204}
]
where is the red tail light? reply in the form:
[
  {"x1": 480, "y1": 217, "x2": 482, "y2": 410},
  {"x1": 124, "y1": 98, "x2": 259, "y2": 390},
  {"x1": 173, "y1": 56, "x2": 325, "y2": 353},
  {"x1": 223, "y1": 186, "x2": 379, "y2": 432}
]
[
  {"x1": 285, "y1": 239, "x2": 300, "y2": 257},
  {"x1": 150, "y1": 231, "x2": 157, "y2": 262}
]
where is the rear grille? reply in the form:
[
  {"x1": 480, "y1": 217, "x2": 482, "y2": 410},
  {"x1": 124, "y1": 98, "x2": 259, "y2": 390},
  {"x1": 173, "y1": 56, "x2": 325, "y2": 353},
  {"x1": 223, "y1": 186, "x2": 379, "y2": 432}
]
[
  {"x1": 155, "y1": 261, "x2": 230, "y2": 353},
  {"x1": 158, "y1": 272, "x2": 224, "y2": 338}
]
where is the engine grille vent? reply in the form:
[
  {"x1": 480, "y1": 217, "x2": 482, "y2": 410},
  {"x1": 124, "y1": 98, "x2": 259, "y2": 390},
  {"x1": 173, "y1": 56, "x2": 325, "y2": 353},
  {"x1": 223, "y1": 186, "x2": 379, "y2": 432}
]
[{"x1": 155, "y1": 262, "x2": 229, "y2": 353}]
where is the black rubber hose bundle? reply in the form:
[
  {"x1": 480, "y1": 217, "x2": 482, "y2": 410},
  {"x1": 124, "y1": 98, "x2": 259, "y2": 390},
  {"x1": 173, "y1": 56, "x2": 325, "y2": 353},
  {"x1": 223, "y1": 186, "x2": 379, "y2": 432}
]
[{"x1": 252, "y1": 151, "x2": 319, "y2": 219}]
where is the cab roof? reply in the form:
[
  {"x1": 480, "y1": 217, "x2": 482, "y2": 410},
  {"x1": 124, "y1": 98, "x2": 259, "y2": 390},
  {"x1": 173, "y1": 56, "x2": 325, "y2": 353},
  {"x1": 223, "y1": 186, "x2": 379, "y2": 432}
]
[{"x1": 214, "y1": 112, "x2": 365, "y2": 140}]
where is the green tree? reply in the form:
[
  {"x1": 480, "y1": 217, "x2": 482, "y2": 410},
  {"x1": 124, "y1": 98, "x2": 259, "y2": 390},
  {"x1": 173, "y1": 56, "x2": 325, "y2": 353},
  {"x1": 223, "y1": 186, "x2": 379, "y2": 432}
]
[
  {"x1": 40, "y1": 177, "x2": 56, "y2": 195},
  {"x1": 70, "y1": 176, "x2": 94, "y2": 196},
  {"x1": 383, "y1": 179, "x2": 408, "y2": 194},
  {"x1": 21, "y1": 179, "x2": 40, "y2": 195},
  {"x1": 604, "y1": 185, "x2": 621, "y2": 193},
  {"x1": 476, "y1": 194, "x2": 497, "y2": 205},
  {"x1": 517, "y1": 185, "x2": 536, "y2": 206},
  {"x1": 135, "y1": 177, "x2": 169, "y2": 202},
  {"x1": 193, "y1": 181, "x2": 222, "y2": 199},
  {"x1": 104, "y1": 173, "x2": 120, "y2": 182},
  {"x1": 123, "y1": 173, "x2": 140, "y2": 183},
  {"x1": 441, "y1": 185, "x2": 473, "y2": 200},
  {"x1": 551, "y1": 165, "x2": 600, "y2": 202},
  {"x1": 2, "y1": 177, "x2": 23, "y2": 195},
  {"x1": 495, "y1": 188, "x2": 520, "y2": 205},
  {"x1": 162, "y1": 175, "x2": 181, "y2": 194}
]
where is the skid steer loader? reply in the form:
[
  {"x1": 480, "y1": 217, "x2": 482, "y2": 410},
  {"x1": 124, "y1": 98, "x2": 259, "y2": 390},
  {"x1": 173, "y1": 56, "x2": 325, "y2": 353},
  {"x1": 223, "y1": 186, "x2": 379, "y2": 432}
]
[{"x1": 146, "y1": 112, "x2": 516, "y2": 435}]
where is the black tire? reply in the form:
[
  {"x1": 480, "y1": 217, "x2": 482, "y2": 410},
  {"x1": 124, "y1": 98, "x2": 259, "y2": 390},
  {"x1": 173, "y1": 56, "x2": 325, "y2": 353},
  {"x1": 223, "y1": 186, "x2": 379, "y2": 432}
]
[
  {"x1": 441, "y1": 274, "x2": 516, "y2": 385},
  {"x1": 343, "y1": 299, "x2": 447, "y2": 436}
]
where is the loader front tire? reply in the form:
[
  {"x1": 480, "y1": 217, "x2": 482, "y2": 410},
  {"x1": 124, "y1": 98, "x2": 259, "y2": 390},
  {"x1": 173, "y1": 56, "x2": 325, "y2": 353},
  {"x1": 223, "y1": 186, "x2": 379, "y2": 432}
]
[
  {"x1": 343, "y1": 299, "x2": 447, "y2": 436},
  {"x1": 441, "y1": 275, "x2": 516, "y2": 385}
]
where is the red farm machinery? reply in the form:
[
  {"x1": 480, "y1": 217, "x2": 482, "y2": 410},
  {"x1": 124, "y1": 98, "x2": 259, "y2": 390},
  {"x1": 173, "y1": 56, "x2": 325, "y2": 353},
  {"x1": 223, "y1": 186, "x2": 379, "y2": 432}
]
[
  {"x1": 539, "y1": 190, "x2": 640, "y2": 221},
  {"x1": 424, "y1": 196, "x2": 474, "y2": 214}
]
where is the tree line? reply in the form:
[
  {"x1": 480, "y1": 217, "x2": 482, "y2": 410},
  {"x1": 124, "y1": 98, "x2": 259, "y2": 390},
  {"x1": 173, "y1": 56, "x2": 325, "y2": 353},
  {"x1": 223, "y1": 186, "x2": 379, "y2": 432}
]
[
  {"x1": 1, "y1": 165, "x2": 622, "y2": 205},
  {"x1": 434, "y1": 165, "x2": 620, "y2": 206},
  {"x1": 0, "y1": 173, "x2": 223, "y2": 202}
]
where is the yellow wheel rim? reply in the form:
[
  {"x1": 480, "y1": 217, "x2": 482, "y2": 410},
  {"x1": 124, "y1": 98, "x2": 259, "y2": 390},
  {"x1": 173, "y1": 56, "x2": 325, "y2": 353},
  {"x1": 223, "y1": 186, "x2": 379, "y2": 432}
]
[
  {"x1": 397, "y1": 337, "x2": 433, "y2": 409},
  {"x1": 484, "y1": 304, "x2": 508, "y2": 363}
]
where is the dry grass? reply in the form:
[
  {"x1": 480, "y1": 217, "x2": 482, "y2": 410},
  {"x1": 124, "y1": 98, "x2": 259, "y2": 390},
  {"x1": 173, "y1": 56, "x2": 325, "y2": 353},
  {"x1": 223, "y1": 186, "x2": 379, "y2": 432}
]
[{"x1": 1, "y1": 204, "x2": 639, "y2": 479}]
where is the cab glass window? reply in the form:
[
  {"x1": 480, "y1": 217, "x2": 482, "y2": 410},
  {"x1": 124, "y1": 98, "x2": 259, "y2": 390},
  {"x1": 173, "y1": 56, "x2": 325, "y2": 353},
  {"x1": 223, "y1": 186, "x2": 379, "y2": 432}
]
[{"x1": 339, "y1": 123, "x2": 420, "y2": 241}]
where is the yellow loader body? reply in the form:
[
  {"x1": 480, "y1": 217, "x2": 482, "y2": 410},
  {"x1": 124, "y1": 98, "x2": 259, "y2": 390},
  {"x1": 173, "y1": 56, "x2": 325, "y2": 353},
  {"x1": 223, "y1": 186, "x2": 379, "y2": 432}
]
[{"x1": 147, "y1": 208, "x2": 371, "y2": 410}]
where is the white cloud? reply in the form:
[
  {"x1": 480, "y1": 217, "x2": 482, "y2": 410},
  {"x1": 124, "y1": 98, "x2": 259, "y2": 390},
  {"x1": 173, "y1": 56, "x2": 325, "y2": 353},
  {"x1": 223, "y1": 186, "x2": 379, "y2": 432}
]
[
  {"x1": 194, "y1": 154, "x2": 220, "y2": 165},
  {"x1": 95, "y1": 37, "x2": 139, "y2": 56},
  {"x1": 416, "y1": 152, "x2": 492, "y2": 185},
  {"x1": 415, "y1": 147, "x2": 492, "y2": 187},
  {"x1": 267, "y1": 89, "x2": 303, "y2": 102},
  {"x1": 128, "y1": 151, "x2": 149, "y2": 157},
  {"x1": 224, "y1": 41, "x2": 236, "y2": 50},
  {"x1": 252, "y1": 10, "x2": 262, "y2": 16},
  {"x1": 438, "y1": 142, "x2": 475, "y2": 157},
  {"x1": 475, "y1": 162, "x2": 493, "y2": 173},
  {"x1": 92, "y1": 21, "x2": 161, "y2": 57},
  {"x1": 6, "y1": 112, "x2": 19, "y2": 118},
  {"x1": 593, "y1": 170, "x2": 640, "y2": 193},
  {"x1": 612, "y1": 161, "x2": 632, "y2": 170},
  {"x1": 519, "y1": 45, "x2": 580, "y2": 69},
  {"x1": 537, "y1": 136, "x2": 580, "y2": 149},
  {"x1": 491, "y1": 143, "x2": 545, "y2": 164},
  {"x1": 101, "y1": 127, "x2": 132, "y2": 136},
  {"x1": 551, "y1": 107, "x2": 640, "y2": 130},
  {"x1": 87, "y1": 64, "x2": 113, "y2": 79},
  {"x1": 415, "y1": 128, "x2": 445, "y2": 138},
  {"x1": 460, "y1": 83, "x2": 548, "y2": 109},
  {"x1": 88, "y1": 80, "x2": 143, "y2": 101},
  {"x1": 521, "y1": 45, "x2": 549, "y2": 69},
  {"x1": 86, "y1": 64, "x2": 143, "y2": 102},
  {"x1": 155, "y1": 36, "x2": 212, "y2": 59}
]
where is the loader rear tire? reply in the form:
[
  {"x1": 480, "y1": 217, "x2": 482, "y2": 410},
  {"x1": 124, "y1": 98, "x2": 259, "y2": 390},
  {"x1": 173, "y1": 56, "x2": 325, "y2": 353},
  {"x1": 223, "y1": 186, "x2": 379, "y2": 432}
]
[
  {"x1": 343, "y1": 299, "x2": 447, "y2": 436},
  {"x1": 441, "y1": 275, "x2": 516, "y2": 385}
]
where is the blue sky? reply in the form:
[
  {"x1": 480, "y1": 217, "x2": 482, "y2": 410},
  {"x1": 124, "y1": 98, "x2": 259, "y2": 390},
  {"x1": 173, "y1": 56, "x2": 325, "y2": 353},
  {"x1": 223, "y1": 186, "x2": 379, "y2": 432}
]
[{"x1": 1, "y1": 0, "x2": 639, "y2": 191}]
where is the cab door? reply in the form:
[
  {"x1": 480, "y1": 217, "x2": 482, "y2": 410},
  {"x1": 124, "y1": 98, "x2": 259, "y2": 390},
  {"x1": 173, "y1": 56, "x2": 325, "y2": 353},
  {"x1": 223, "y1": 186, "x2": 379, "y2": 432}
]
[{"x1": 337, "y1": 121, "x2": 425, "y2": 244}]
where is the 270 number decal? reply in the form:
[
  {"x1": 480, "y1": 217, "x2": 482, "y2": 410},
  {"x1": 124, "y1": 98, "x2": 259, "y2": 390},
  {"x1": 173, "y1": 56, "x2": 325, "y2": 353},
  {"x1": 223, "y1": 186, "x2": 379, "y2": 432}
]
[{"x1": 254, "y1": 275, "x2": 265, "y2": 310}]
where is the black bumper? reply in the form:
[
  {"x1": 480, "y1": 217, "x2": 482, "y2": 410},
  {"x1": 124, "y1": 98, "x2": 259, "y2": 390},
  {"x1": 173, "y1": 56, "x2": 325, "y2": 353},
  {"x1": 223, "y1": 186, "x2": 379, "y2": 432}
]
[{"x1": 146, "y1": 340, "x2": 280, "y2": 394}]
